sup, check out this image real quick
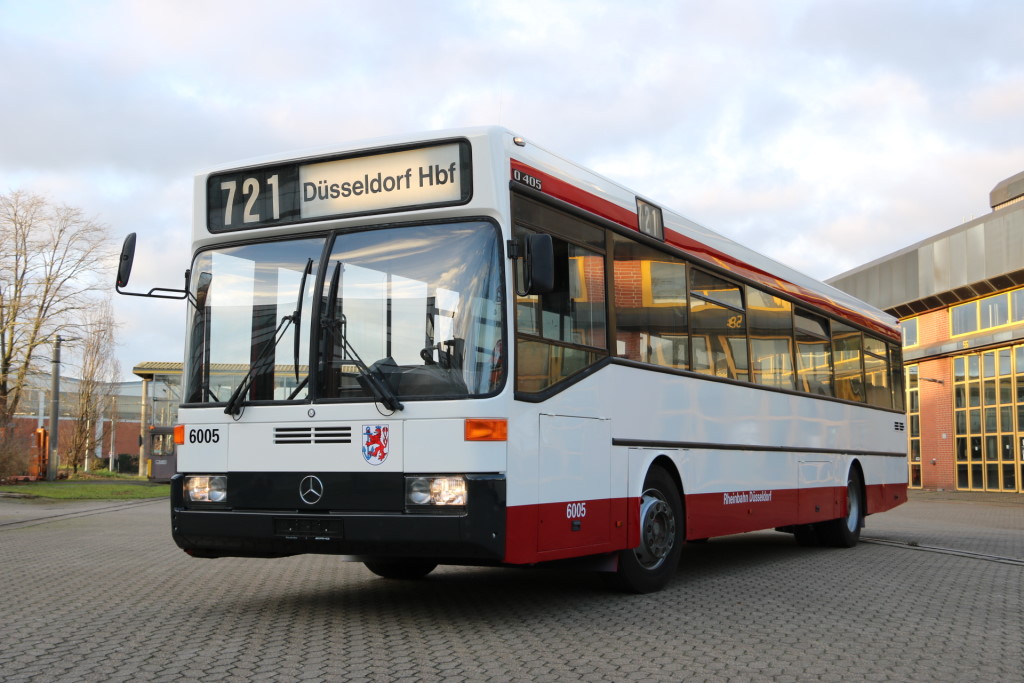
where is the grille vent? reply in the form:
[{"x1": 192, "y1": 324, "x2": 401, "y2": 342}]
[{"x1": 274, "y1": 426, "x2": 353, "y2": 445}]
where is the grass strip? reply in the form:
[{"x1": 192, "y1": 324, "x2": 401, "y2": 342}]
[{"x1": 0, "y1": 482, "x2": 170, "y2": 500}]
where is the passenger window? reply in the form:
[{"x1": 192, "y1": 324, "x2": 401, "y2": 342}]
[
  {"x1": 863, "y1": 335, "x2": 892, "y2": 408},
  {"x1": 890, "y1": 344, "x2": 905, "y2": 411},
  {"x1": 832, "y1": 322, "x2": 864, "y2": 402},
  {"x1": 795, "y1": 310, "x2": 833, "y2": 396},
  {"x1": 747, "y1": 288, "x2": 795, "y2": 390},
  {"x1": 689, "y1": 269, "x2": 747, "y2": 381},
  {"x1": 612, "y1": 234, "x2": 688, "y2": 370}
]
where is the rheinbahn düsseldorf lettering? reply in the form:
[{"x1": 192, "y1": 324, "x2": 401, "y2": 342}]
[{"x1": 723, "y1": 490, "x2": 774, "y2": 505}]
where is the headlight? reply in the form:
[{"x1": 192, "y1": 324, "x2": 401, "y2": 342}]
[
  {"x1": 184, "y1": 475, "x2": 227, "y2": 503},
  {"x1": 405, "y1": 475, "x2": 467, "y2": 508}
]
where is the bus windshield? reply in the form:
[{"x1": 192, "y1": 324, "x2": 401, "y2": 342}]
[{"x1": 183, "y1": 221, "x2": 505, "y2": 405}]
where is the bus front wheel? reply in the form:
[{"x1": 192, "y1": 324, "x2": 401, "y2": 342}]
[
  {"x1": 364, "y1": 559, "x2": 438, "y2": 580},
  {"x1": 606, "y1": 466, "x2": 683, "y2": 594}
]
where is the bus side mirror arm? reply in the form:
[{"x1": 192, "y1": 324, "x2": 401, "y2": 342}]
[
  {"x1": 510, "y1": 233, "x2": 554, "y2": 296},
  {"x1": 114, "y1": 232, "x2": 190, "y2": 301}
]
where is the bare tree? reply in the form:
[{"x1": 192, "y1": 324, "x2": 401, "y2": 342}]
[
  {"x1": 0, "y1": 190, "x2": 112, "y2": 474},
  {"x1": 66, "y1": 299, "x2": 120, "y2": 474}
]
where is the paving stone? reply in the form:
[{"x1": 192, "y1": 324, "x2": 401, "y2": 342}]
[{"x1": 0, "y1": 493, "x2": 1021, "y2": 681}]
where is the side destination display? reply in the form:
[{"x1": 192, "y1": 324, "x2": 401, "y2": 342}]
[{"x1": 206, "y1": 140, "x2": 472, "y2": 232}]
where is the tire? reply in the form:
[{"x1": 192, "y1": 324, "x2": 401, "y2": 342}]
[
  {"x1": 363, "y1": 559, "x2": 438, "y2": 580},
  {"x1": 818, "y1": 467, "x2": 865, "y2": 548},
  {"x1": 605, "y1": 466, "x2": 683, "y2": 594}
]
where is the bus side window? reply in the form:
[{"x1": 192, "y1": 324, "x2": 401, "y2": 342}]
[
  {"x1": 795, "y1": 310, "x2": 834, "y2": 397},
  {"x1": 689, "y1": 269, "x2": 747, "y2": 381},
  {"x1": 514, "y1": 226, "x2": 607, "y2": 393},
  {"x1": 612, "y1": 233, "x2": 689, "y2": 370},
  {"x1": 890, "y1": 344, "x2": 905, "y2": 411},
  {"x1": 747, "y1": 287, "x2": 795, "y2": 390},
  {"x1": 832, "y1": 322, "x2": 865, "y2": 403},
  {"x1": 863, "y1": 335, "x2": 892, "y2": 409}
]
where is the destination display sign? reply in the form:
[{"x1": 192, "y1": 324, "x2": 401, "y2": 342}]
[{"x1": 206, "y1": 140, "x2": 472, "y2": 232}]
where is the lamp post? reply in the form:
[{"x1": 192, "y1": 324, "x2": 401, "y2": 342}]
[
  {"x1": 47, "y1": 336, "x2": 63, "y2": 481},
  {"x1": 46, "y1": 335, "x2": 78, "y2": 481}
]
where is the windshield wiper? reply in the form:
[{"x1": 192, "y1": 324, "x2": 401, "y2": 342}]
[
  {"x1": 223, "y1": 315, "x2": 294, "y2": 417},
  {"x1": 293, "y1": 258, "x2": 313, "y2": 380},
  {"x1": 321, "y1": 261, "x2": 404, "y2": 412},
  {"x1": 224, "y1": 258, "x2": 313, "y2": 418}
]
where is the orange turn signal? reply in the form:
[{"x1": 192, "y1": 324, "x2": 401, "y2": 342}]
[
  {"x1": 173, "y1": 425, "x2": 185, "y2": 446},
  {"x1": 464, "y1": 418, "x2": 507, "y2": 442}
]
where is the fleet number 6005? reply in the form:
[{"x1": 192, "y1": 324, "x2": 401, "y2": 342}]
[
  {"x1": 189, "y1": 428, "x2": 221, "y2": 444},
  {"x1": 566, "y1": 502, "x2": 587, "y2": 519}
]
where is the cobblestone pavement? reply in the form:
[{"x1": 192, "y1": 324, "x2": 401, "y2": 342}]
[
  {"x1": 864, "y1": 490, "x2": 1024, "y2": 561},
  {"x1": 0, "y1": 493, "x2": 1020, "y2": 682}
]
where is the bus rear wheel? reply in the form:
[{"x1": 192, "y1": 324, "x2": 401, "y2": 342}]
[
  {"x1": 605, "y1": 466, "x2": 683, "y2": 594},
  {"x1": 364, "y1": 559, "x2": 438, "y2": 580},
  {"x1": 819, "y1": 467, "x2": 864, "y2": 548}
]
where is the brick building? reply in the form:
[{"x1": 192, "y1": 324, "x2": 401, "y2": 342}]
[
  {"x1": 8, "y1": 364, "x2": 182, "y2": 477},
  {"x1": 828, "y1": 170, "x2": 1024, "y2": 494}
]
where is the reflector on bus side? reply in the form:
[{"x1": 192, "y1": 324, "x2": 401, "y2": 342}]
[{"x1": 464, "y1": 418, "x2": 508, "y2": 441}]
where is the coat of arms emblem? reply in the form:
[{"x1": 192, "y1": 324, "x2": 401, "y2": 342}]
[{"x1": 362, "y1": 425, "x2": 390, "y2": 465}]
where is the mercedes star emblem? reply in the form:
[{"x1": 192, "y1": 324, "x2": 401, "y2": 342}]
[{"x1": 299, "y1": 475, "x2": 324, "y2": 505}]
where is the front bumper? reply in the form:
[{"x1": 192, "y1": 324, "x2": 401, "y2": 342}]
[{"x1": 170, "y1": 472, "x2": 506, "y2": 561}]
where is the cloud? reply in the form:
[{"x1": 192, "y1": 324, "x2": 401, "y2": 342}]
[{"x1": 2, "y1": 0, "x2": 1024, "y2": 378}]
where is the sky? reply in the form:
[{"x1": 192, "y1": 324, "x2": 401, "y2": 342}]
[{"x1": 2, "y1": 0, "x2": 1023, "y2": 380}]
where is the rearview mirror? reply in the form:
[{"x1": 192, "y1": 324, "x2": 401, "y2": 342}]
[
  {"x1": 113, "y1": 232, "x2": 189, "y2": 301},
  {"x1": 116, "y1": 233, "x2": 137, "y2": 289},
  {"x1": 194, "y1": 272, "x2": 213, "y2": 310},
  {"x1": 515, "y1": 233, "x2": 554, "y2": 296}
]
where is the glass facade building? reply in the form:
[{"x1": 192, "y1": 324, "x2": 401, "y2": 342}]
[{"x1": 829, "y1": 170, "x2": 1024, "y2": 494}]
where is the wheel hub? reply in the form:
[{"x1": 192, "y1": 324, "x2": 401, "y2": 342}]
[{"x1": 635, "y1": 489, "x2": 676, "y2": 569}]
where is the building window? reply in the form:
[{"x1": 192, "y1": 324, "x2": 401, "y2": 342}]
[
  {"x1": 981, "y1": 296, "x2": 1009, "y2": 329},
  {"x1": 901, "y1": 318, "x2": 919, "y2": 347},
  {"x1": 907, "y1": 365, "x2": 922, "y2": 488},
  {"x1": 953, "y1": 348, "x2": 1022, "y2": 492},
  {"x1": 1012, "y1": 289, "x2": 1024, "y2": 321},
  {"x1": 951, "y1": 302, "x2": 978, "y2": 336},
  {"x1": 950, "y1": 288, "x2": 1024, "y2": 337}
]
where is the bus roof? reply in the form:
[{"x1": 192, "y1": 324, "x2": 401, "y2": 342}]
[
  {"x1": 197, "y1": 126, "x2": 899, "y2": 341},
  {"x1": 500, "y1": 128, "x2": 899, "y2": 341}
]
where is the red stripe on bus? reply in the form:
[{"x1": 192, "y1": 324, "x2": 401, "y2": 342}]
[
  {"x1": 504, "y1": 497, "x2": 631, "y2": 564},
  {"x1": 686, "y1": 488, "x2": 807, "y2": 539},
  {"x1": 503, "y1": 483, "x2": 905, "y2": 563},
  {"x1": 512, "y1": 158, "x2": 638, "y2": 230},
  {"x1": 510, "y1": 159, "x2": 899, "y2": 342},
  {"x1": 865, "y1": 481, "x2": 908, "y2": 514},
  {"x1": 686, "y1": 483, "x2": 906, "y2": 538}
]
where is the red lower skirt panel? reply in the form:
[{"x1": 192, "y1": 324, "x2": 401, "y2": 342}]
[
  {"x1": 866, "y1": 481, "x2": 908, "y2": 513},
  {"x1": 504, "y1": 482, "x2": 907, "y2": 564},
  {"x1": 685, "y1": 488, "x2": 804, "y2": 540},
  {"x1": 504, "y1": 497, "x2": 632, "y2": 564}
]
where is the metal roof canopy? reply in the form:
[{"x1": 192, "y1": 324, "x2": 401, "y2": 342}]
[{"x1": 828, "y1": 170, "x2": 1024, "y2": 318}]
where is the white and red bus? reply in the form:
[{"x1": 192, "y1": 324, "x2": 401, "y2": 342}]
[{"x1": 117, "y1": 127, "x2": 907, "y2": 592}]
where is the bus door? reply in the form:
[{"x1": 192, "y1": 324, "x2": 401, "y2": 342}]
[{"x1": 537, "y1": 414, "x2": 613, "y2": 551}]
